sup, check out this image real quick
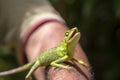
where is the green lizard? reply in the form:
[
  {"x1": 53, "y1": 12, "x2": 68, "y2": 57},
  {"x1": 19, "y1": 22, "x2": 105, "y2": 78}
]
[{"x1": 0, "y1": 27, "x2": 89, "y2": 80}]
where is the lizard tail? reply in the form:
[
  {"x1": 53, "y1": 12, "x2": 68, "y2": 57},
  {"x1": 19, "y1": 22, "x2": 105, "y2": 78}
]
[{"x1": 0, "y1": 61, "x2": 35, "y2": 76}]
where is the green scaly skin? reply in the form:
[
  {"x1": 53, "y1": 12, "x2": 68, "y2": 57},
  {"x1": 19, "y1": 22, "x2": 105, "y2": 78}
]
[{"x1": 0, "y1": 27, "x2": 89, "y2": 80}]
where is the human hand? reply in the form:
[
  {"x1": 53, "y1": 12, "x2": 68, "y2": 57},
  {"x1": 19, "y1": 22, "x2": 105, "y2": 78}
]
[{"x1": 25, "y1": 22, "x2": 91, "y2": 80}]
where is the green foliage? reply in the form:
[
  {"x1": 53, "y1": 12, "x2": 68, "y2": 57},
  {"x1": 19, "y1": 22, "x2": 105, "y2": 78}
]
[{"x1": 0, "y1": 47, "x2": 25, "y2": 80}]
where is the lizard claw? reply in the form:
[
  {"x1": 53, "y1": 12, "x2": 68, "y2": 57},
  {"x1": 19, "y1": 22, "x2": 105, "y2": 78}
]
[
  {"x1": 25, "y1": 76, "x2": 32, "y2": 80},
  {"x1": 65, "y1": 66, "x2": 73, "y2": 70}
]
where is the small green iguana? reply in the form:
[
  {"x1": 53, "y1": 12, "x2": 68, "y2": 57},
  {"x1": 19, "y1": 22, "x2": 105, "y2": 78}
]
[{"x1": 0, "y1": 27, "x2": 89, "y2": 80}]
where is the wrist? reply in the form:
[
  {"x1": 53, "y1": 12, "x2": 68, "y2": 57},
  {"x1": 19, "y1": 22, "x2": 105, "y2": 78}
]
[
  {"x1": 25, "y1": 22, "x2": 68, "y2": 61},
  {"x1": 20, "y1": 19, "x2": 67, "y2": 64}
]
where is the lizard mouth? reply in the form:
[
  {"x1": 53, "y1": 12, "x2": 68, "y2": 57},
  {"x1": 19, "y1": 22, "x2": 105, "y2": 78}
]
[
  {"x1": 70, "y1": 29, "x2": 78, "y2": 38},
  {"x1": 68, "y1": 27, "x2": 80, "y2": 42},
  {"x1": 69, "y1": 28, "x2": 78, "y2": 39}
]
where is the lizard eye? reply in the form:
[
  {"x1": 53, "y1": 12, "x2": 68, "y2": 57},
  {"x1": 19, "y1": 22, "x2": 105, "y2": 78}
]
[{"x1": 65, "y1": 32, "x2": 69, "y2": 36}]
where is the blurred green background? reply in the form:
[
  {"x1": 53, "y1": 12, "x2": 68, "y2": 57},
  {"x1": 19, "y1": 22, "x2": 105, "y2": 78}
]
[{"x1": 0, "y1": 0, "x2": 120, "y2": 80}]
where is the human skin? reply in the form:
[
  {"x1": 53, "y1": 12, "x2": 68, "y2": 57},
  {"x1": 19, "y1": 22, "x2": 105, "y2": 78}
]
[{"x1": 25, "y1": 22, "x2": 91, "y2": 80}]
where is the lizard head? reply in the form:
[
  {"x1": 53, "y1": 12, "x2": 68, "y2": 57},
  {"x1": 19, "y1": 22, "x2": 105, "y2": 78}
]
[
  {"x1": 64, "y1": 27, "x2": 80, "y2": 44},
  {"x1": 60, "y1": 27, "x2": 80, "y2": 57},
  {"x1": 63, "y1": 27, "x2": 80, "y2": 57}
]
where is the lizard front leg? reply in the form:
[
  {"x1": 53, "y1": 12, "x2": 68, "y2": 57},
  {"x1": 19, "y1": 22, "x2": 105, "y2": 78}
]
[{"x1": 50, "y1": 55, "x2": 71, "y2": 69}]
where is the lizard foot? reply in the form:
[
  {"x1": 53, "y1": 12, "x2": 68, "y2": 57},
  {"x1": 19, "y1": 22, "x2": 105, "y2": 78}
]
[
  {"x1": 25, "y1": 76, "x2": 32, "y2": 80},
  {"x1": 64, "y1": 65, "x2": 73, "y2": 70}
]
